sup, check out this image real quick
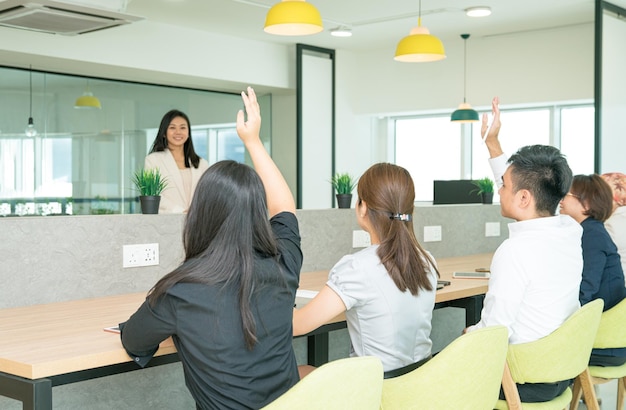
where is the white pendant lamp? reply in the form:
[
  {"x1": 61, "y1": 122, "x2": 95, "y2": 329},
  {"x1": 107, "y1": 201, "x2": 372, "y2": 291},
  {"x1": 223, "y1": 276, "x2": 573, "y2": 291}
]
[
  {"x1": 25, "y1": 65, "x2": 37, "y2": 137},
  {"x1": 264, "y1": 0, "x2": 323, "y2": 36}
]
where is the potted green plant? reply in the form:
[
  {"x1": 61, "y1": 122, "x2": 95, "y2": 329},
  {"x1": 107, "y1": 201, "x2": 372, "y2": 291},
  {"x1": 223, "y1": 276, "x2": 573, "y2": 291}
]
[
  {"x1": 472, "y1": 177, "x2": 495, "y2": 204},
  {"x1": 331, "y1": 173, "x2": 357, "y2": 209},
  {"x1": 132, "y1": 168, "x2": 168, "y2": 214}
]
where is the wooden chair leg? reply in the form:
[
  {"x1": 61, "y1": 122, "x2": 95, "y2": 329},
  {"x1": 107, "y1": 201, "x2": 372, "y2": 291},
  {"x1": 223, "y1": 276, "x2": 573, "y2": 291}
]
[
  {"x1": 569, "y1": 376, "x2": 582, "y2": 410},
  {"x1": 577, "y1": 368, "x2": 599, "y2": 410},
  {"x1": 501, "y1": 362, "x2": 522, "y2": 410},
  {"x1": 617, "y1": 376, "x2": 625, "y2": 410}
]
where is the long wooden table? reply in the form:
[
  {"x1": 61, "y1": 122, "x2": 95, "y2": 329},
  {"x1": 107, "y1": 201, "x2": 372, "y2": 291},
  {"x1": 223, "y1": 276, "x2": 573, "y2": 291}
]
[{"x1": 0, "y1": 253, "x2": 491, "y2": 410}]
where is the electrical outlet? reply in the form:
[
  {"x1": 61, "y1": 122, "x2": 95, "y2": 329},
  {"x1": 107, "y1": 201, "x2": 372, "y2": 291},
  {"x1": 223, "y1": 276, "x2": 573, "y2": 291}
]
[
  {"x1": 424, "y1": 225, "x2": 442, "y2": 242},
  {"x1": 485, "y1": 222, "x2": 501, "y2": 237},
  {"x1": 352, "y1": 230, "x2": 371, "y2": 248},
  {"x1": 123, "y1": 243, "x2": 159, "y2": 268}
]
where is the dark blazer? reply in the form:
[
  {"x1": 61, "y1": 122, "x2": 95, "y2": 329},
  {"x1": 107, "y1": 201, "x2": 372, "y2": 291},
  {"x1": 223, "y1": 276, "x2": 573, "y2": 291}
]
[{"x1": 579, "y1": 217, "x2": 626, "y2": 358}]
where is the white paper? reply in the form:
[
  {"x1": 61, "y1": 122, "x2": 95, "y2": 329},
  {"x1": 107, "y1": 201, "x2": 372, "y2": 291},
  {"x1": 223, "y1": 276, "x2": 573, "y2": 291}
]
[{"x1": 296, "y1": 289, "x2": 319, "y2": 299}]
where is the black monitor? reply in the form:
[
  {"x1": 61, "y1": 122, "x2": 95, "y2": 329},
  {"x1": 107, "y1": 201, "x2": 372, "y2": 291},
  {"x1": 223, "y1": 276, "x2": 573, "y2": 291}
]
[{"x1": 433, "y1": 180, "x2": 481, "y2": 205}]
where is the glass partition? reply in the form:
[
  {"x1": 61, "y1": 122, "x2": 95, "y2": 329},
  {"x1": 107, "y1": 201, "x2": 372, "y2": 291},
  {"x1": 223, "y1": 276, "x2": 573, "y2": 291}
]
[{"x1": 0, "y1": 66, "x2": 271, "y2": 215}]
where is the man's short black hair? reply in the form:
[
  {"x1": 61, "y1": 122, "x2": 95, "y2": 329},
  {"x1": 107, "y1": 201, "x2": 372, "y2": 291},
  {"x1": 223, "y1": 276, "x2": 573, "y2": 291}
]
[{"x1": 507, "y1": 145, "x2": 573, "y2": 215}]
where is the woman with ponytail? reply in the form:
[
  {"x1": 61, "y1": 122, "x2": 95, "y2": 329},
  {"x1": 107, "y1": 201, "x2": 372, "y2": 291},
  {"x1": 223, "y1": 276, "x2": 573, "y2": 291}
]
[{"x1": 293, "y1": 163, "x2": 439, "y2": 377}]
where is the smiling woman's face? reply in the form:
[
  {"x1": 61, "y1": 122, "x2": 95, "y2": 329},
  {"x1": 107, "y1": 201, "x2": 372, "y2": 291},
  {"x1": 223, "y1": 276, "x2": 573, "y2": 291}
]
[{"x1": 602, "y1": 172, "x2": 626, "y2": 207}]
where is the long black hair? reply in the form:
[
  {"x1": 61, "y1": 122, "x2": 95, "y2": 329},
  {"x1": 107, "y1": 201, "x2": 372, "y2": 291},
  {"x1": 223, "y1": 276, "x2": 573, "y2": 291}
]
[
  {"x1": 147, "y1": 160, "x2": 279, "y2": 349},
  {"x1": 148, "y1": 109, "x2": 202, "y2": 168}
]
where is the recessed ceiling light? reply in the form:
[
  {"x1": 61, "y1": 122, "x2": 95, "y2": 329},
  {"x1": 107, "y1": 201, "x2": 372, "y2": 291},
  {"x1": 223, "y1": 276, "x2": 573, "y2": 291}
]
[
  {"x1": 465, "y1": 6, "x2": 492, "y2": 17},
  {"x1": 330, "y1": 26, "x2": 352, "y2": 37}
]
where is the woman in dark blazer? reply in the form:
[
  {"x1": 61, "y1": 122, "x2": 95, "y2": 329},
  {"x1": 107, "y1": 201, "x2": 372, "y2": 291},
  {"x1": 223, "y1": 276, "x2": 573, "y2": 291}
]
[{"x1": 560, "y1": 173, "x2": 626, "y2": 366}]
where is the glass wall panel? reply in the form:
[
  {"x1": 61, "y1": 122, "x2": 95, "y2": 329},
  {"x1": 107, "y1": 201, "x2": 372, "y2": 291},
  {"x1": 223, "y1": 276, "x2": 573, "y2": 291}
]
[{"x1": 0, "y1": 66, "x2": 271, "y2": 215}]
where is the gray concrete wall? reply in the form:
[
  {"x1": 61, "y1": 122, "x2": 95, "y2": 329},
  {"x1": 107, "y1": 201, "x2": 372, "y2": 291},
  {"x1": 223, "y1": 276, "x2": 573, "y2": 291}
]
[{"x1": 0, "y1": 205, "x2": 508, "y2": 309}]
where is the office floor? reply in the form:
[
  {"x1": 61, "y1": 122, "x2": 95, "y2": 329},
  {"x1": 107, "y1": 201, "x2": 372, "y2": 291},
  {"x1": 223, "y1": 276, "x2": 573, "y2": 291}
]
[{"x1": 578, "y1": 379, "x2": 624, "y2": 409}]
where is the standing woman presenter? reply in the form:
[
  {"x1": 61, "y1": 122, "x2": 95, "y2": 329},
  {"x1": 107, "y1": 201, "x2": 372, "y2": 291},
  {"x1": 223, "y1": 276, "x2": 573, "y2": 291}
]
[{"x1": 144, "y1": 109, "x2": 209, "y2": 213}]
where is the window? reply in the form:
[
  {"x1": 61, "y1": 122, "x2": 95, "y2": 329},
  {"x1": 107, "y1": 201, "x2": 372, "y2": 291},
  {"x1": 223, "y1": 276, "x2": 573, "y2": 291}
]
[
  {"x1": 560, "y1": 106, "x2": 595, "y2": 174},
  {"x1": 0, "y1": 66, "x2": 271, "y2": 216},
  {"x1": 394, "y1": 103, "x2": 594, "y2": 202},
  {"x1": 395, "y1": 116, "x2": 461, "y2": 201},
  {"x1": 192, "y1": 126, "x2": 244, "y2": 164}
]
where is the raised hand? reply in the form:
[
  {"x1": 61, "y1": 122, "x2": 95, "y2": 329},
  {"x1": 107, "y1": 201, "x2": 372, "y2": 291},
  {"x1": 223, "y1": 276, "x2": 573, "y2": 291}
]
[
  {"x1": 481, "y1": 97, "x2": 503, "y2": 158},
  {"x1": 236, "y1": 87, "x2": 261, "y2": 144}
]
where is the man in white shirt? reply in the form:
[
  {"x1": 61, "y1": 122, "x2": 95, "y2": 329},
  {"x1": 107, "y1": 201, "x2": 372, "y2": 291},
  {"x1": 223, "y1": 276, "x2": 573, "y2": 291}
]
[{"x1": 465, "y1": 97, "x2": 583, "y2": 403}]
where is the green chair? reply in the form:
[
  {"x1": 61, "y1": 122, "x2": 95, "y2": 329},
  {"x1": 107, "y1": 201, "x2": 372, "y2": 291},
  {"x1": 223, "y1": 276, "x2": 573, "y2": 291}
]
[
  {"x1": 496, "y1": 299, "x2": 604, "y2": 410},
  {"x1": 261, "y1": 356, "x2": 383, "y2": 410},
  {"x1": 571, "y1": 297, "x2": 626, "y2": 410},
  {"x1": 380, "y1": 325, "x2": 509, "y2": 410}
]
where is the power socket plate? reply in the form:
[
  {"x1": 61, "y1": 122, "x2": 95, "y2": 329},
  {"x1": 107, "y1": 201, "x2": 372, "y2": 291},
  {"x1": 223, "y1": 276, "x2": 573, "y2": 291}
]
[
  {"x1": 352, "y1": 230, "x2": 371, "y2": 248},
  {"x1": 123, "y1": 243, "x2": 159, "y2": 268},
  {"x1": 423, "y1": 225, "x2": 442, "y2": 242},
  {"x1": 485, "y1": 222, "x2": 501, "y2": 237}
]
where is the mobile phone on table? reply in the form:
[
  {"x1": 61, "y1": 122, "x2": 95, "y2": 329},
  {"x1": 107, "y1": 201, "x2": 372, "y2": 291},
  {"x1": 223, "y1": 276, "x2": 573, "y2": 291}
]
[{"x1": 452, "y1": 271, "x2": 491, "y2": 279}]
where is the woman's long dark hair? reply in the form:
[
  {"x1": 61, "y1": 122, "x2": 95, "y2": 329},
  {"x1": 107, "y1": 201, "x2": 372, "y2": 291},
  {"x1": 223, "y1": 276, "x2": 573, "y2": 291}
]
[
  {"x1": 147, "y1": 160, "x2": 279, "y2": 349},
  {"x1": 357, "y1": 163, "x2": 437, "y2": 295},
  {"x1": 148, "y1": 109, "x2": 202, "y2": 168}
]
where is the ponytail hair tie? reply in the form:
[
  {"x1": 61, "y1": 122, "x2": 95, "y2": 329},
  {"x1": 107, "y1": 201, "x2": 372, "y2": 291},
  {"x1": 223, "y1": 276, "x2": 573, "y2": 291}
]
[{"x1": 390, "y1": 213, "x2": 412, "y2": 221}]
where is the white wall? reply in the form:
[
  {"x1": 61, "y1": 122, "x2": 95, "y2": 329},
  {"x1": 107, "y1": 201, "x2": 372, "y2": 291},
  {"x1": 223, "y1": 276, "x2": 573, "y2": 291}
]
[
  {"x1": 0, "y1": 21, "x2": 293, "y2": 93},
  {"x1": 345, "y1": 24, "x2": 594, "y2": 115},
  {"x1": 332, "y1": 23, "x2": 596, "y2": 178}
]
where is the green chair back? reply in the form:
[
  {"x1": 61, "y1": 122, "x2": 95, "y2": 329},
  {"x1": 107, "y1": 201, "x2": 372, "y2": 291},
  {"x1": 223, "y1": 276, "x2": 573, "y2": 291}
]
[
  {"x1": 380, "y1": 325, "x2": 509, "y2": 410},
  {"x1": 576, "y1": 298, "x2": 626, "y2": 410},
  {"x1": 261, "y1": 356, "x2": 383, "y2": 410},
  {"x1": 505, "y1": 299, "x2": 603, "y2": 384},
  {"x1": 495, "y1": 299, "x2": 604, "y2": 410},
  {"x1": 593, "y1": 297, "x2": 626, "y2": 349}
]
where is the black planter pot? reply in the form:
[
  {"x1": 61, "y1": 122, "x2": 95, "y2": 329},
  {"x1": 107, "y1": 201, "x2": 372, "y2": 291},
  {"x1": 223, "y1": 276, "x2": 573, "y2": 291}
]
[
  {"x1": 481, "y1": 192, "x2": 494, "y2": 205},
  {"x1": 336, "y1": 194, "x2": 353, "y2": 209},
  {"x1": 140, "y1": 195, "x2": 161, "y2": 214}
]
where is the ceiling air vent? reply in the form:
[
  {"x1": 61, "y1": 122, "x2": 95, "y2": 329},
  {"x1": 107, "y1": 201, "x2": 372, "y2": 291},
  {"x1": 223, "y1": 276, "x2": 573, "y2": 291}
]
[{"x1": 0, "y1": 0, "x2": 143, "y2": 35}]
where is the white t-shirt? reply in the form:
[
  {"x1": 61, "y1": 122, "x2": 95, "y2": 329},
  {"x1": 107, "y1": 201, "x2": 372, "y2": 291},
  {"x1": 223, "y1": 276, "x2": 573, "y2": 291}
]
[{"x1": 326, "y1": 245, "x2": 437, "y2": 372}]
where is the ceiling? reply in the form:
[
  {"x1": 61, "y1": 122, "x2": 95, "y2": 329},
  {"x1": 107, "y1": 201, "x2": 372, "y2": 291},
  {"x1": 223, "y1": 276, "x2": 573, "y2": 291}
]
[
  {"x1": 2, "y1": 0, "x2": 626, "y2": 93},
  {"x1": 121, "y1": 0, "x2": 613, "y2": 52}
]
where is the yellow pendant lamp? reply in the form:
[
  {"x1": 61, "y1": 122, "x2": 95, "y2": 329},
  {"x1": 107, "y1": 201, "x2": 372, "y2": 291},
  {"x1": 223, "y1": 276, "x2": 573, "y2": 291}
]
[
  {"x1": 264, "y1": 0, "x2": 323, "y2": 36},
  {"x1": 75, "y1": 80, "x2": 102, "y2": 109},
  {"x1": 394, "y1": 0, "x2": 445, "y2": 62}
]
